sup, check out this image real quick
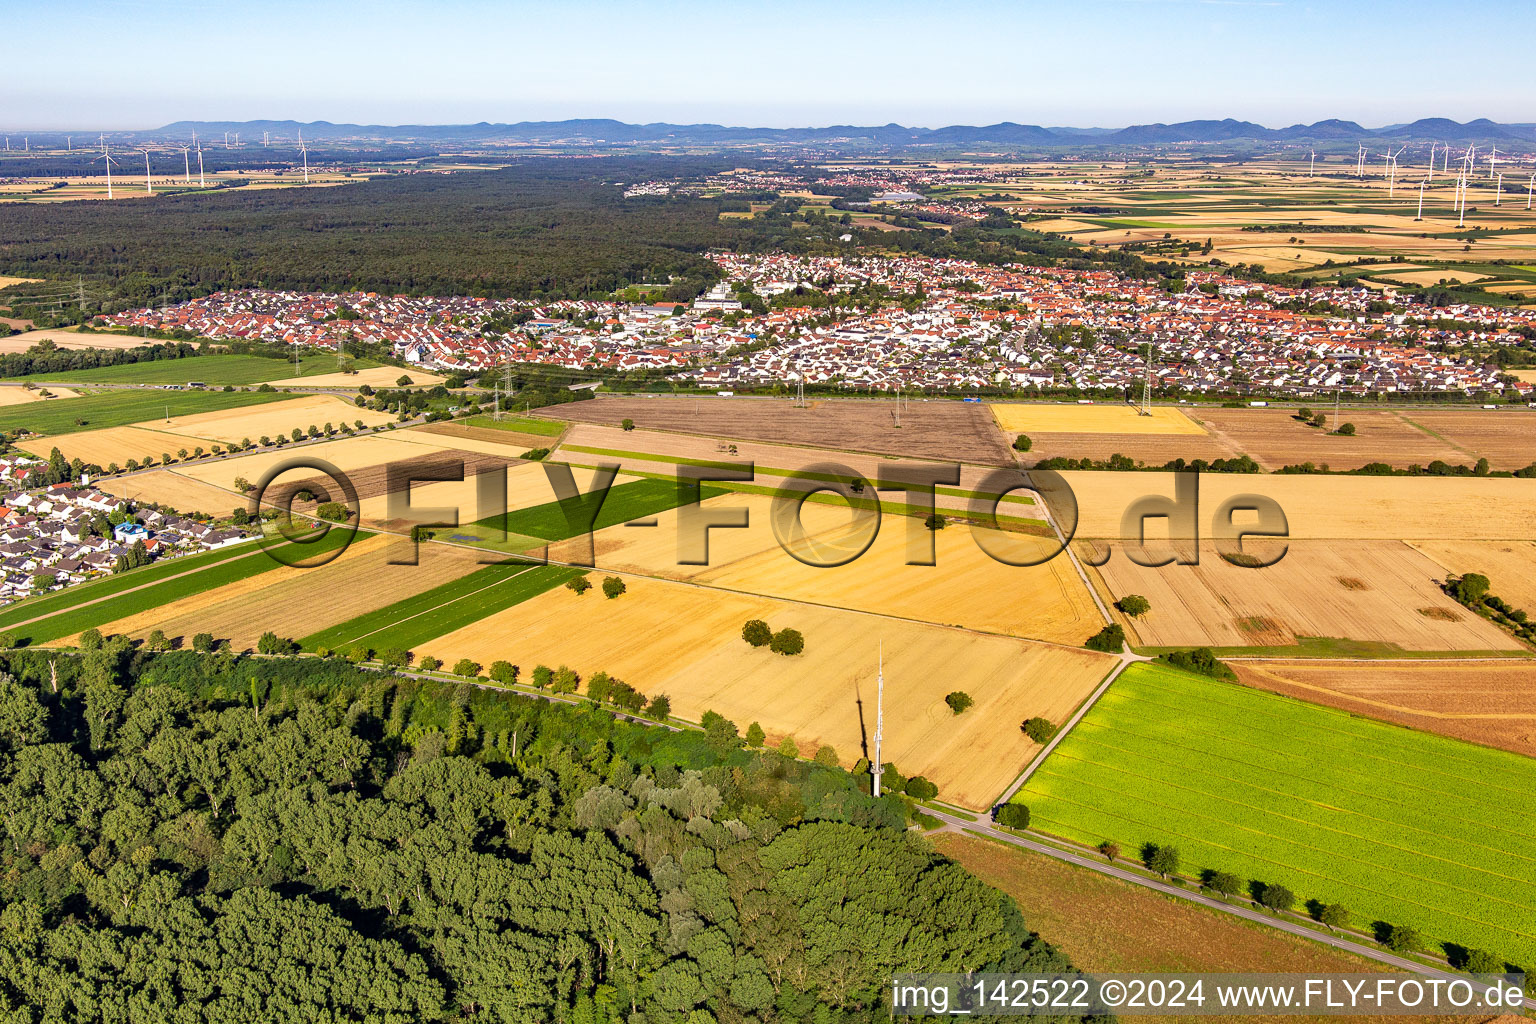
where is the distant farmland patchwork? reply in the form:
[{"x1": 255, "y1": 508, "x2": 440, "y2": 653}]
[{"x1": 1016, "y1": 664, "x2": 1536, "y2": 968}]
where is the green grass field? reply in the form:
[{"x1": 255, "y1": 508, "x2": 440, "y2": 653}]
[
  {"x1": 0, "y1": 528, "x2": 363, "y2": 646},
  {"x1": 460, "y1": 413, "x2": 566, "y2": 437},
  {"x1": 0, "y1": 387, "x2": 295, "y2": 437},
  {"x1": 477, "y1": 477, "x2": 722, "y2": 541},
  {"x1": 300, "y1": 560, "x2": 582, "y2": 653},
  {"x1": 1014, "y1": 663, "x2": 1536, "y2": 968},
  {"x1": 4, "y1": 353, "x2": 380, "y2": 387}
]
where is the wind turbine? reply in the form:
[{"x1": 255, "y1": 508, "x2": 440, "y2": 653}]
[
  {"x1": 1528, "y1": 171, "x2": 1534, "y2": 211},
  {"x1": 141, "y1": 149, "x2": 153, "y2": 195},
  {"x1": 1416, "y1": 178, "x2": 1426, "y2": 221},
  {"x1": 1488, "y1": 144, "x2": 1497, "y2": 179},
  {"x1": 95, "y1": 144, "x2": 117, "y2": 200},
  {"x1": 197, "y1": 143, "x2": 206, "y2": 188},
  {"x1": 1356, "y1": 144, "x2": 1366, "y2": 178},
  {"x1": 224, "y1": 131, "x2": 230, "y2": 149},
  {"x1": 182, "y1": 145, "x2": 191, "y2": 183},
  {"x1": 1495, "y1": 172, "x2": 1503, "y2": 206},
  {"x1": 1309, "y1": 149, "x2": 1315, "y2": 177},
  {"x1": 1427, "y1": 141, "x2": 1435, "y2": 182},
  {"x1": 298, "y1": 128, "x2": 309, "y2": 184}
]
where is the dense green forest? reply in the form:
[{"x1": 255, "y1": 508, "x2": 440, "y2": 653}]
[
  {"x1": 0, "y1": 647, "x2": 1088, "y2": 1022},
  {"x1": 0, "y1": 159, "x2": 731, "y2": 308}
]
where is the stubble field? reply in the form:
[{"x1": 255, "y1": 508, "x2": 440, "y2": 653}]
[
  {"x1": 75, "y1": 534, "x2": 487, "y2": 651},
  {"x1": 417, "y1": 573, "x2": 1115, "y2": 810},
  {"x1": 1062, "y1": 471, "x2": 1536, "y2": 540},
  {"x1": 541, "y1": 492, "x2": 1100, "y2": 644},
  {"x1": 1082, "y1": 539, "x2": 1519, "y2": 653},
  {"x1": 992, "y1": 404, "x2": 1205, "y2": 435}
]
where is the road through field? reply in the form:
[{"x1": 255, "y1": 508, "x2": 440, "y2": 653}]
[{"x1": 922, "y1": 807, "x2": 1535, "y2": 1011}]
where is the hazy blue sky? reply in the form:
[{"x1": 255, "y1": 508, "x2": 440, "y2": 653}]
[{"x1": 7, "y1": 0, "x2": 1532, "y2": 129}]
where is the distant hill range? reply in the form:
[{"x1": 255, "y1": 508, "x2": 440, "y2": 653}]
[{"x1": 92, "y1": 116, "x2": 1536, "y2": 149}]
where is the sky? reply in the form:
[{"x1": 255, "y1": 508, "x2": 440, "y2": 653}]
[{"x1": 6, "y1": 0, "x2": 1533, "y2": 131}]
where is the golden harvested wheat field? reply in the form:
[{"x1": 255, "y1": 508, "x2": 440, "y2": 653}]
[
  {"x1": 392, "y1": 425, "x2": 546, "y2": 458},
  {"x1": 175, "y1": 434, "x2": 431, "y2": 490},
  {"x1": 157, "y1": 394, "x2": 396, "y2": 443},
  {"x1": 81, "y1": 535, "x2": 485, "y2": 651},
  {"x1": 98, "y1": 471, "x2": 244, "y2": 514},
  {"x1": 260, "y1": 367, "x2": 447, "y2": 389},
  {"x1": 0, "y1": 386, "x2": 80, "y2": 406},
  {"x1": 1062, "y1": 471, "x2": 1536, "y2": 540},
  {"x1": 556, "y1": 423, "x2": 1021, "y2": 490},
  {"x1": 176, "y1": 435, "x2": 633, "y2": 523},
  {"x1": 0, "y1": 329, "x2": 151, "y2": 354},
  {"x1": 543, "y1": 492, "x2": 1099, "y2": 644},
  {"x1": 17, "y1": 426, "x2": 217, "y2": 467},
  {"x1": 1081, "y1": 539, "x2": 1519, "y2": 652},
  {"x1": 1407, "y1": 540, "x2": 1536, "y2": 613},
  {"x1": 418, "y1": 574, "x2": 1115, "y2": 809},
  {"x1": 990, "y1": 404, "x2": 1206, "y2": 435}
]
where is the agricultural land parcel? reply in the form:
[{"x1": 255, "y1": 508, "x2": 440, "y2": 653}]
[
  {"x1": 1015, "y1": 663, "x2": 1536, "y2": 969},
  {"x1": 417, "y1": 573, "x2": 1115, "y2": 810},
  {"x1": 1082, "y1": 539, "x2": 1519, "y2": 653},
  {"x1": 75, "y1": 534, "x2": 488, "y2": 651},
  {"x1": 1233, "y1": 659, "x2": 1536, "y2": 759},
  {"x1": 0, "y1": 528, "x2": 359, "y2": 647},
  {"x1": 541, "y1": 492, "x2": 1101, "y2": 644},
  {"x1": 1, "y1": 353, "x2": 382, "y2": 386},
  {"x1": 542, "y1": 395, "x2": 1014, "y2": 462},
  {"x1": 931, "y1": 833, "x2": 1481, "y2": 1024},
  {"x1": 0, "y1": 329, "x2": 150, "y2": 355},
  {"x1": 1061, "y1": 471, "x2": 1536, "y2": 540},
  {"x1": 3, "y1": 389, "x2": 298, "y2": 444}
]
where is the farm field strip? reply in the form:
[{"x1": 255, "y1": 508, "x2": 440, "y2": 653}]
[
  {"x1": 3, "y1": 529, "x2": 363, "y2": 645},
  {"x1": 2, "y1": 388, "x2": 296, "y2": 439},
  {"x1": 990, "y1": 404, "x2": 1207, "y2": 435},
  {"x1": 95, "y1": 536, "x2": 489, "y2": 651},
  {"x1": 301, "y1": 562, "x2": 583, "y2": 654},
  {"x1": 472, "y1": 477, "x2": 726, "y2": 541},
  {"x1": 1051, "y1": 725, "x2": 1536, "y2": 872},
  {"x1": 0, "y1": 354, "x2": 380, "y2": 386},
  {"x1": 0, "y1": 538, "x2": 268, "y2": 629},
  {"x1": 1023, "y1": 784, "x2": 1536, "y2": 960},
  {"x1": 1110, "y1": 673, "x2": 1536, "y2": 795},
  {"x1": 415, "y1": 572, "x2": 1114, "y2": 809},
  {"x1": 1016, "y1": 664, "x2": 1536, "y2": 966},
  {"x1": 543, "y1": 396, "x2": 1012, "y2": 462},
  {"x1": 298, "y1": 560, "x2": 539, "y2": 650},
  {"x1": 1231, "y1": 659, "x2": 1536, "y2": 758},
  {"x1": 531, "y1": 490, "x2": 1101, "y2": 644},
  {"x1": 554, "y1": 458, "x2": 1048, "y2": 533}
]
